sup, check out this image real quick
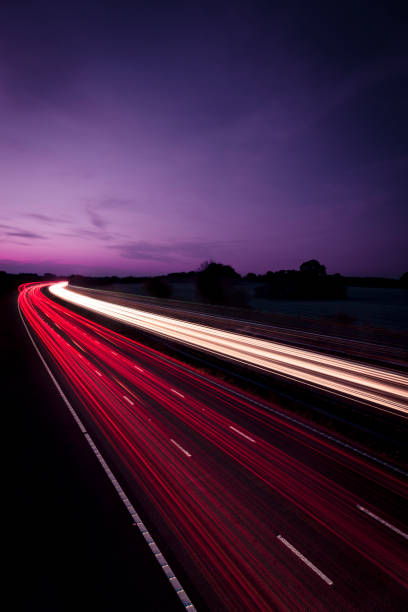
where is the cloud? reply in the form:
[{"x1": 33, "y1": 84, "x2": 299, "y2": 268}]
[
  {"x1": 85, "y1": 205, "x2": 107, "y2": 230},
  {"x1": 24, "y1": 213, "x2": 64, "y2": 223},
  {"x1": 77, "y1": 227, "x2": 114, "y2": 240},
  {"x1": 114, "y1": 242, "x2": 179, "y2": 262},
  {"x1": 83, "y1": 196, "x2": 135, "y2": 231},
  {"x1": 6, "y1": 230, "x2": 45, "y2": 239},
  {"x1": 111, "y1": 240, "x2": 242, "y2": 262},
  {"x1": 0, "y1": 257, "x2": 72, "y2": 275}
]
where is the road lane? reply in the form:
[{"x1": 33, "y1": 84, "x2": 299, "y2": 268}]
[
  {"x1": 70, "y1": 284, "x2": 408, "y2": 369},
  {"x1": 49, "y1": 281, "x2": 408, "y2": 416},
  {"x1": 19, "y1": 282, "x2": 408, "y2": 611}
]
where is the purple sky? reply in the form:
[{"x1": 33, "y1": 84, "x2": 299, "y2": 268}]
[{"x1": 1, "y1": 1, "x2": 407, "y2": 277}]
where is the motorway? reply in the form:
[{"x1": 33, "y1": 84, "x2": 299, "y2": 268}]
[
  {"x1": 50, "y1": 282, "x2": 408, "y2": 416},
  {"x1": 69, "y1": 284, "x2": 408, "y2": 370},
  {"x1": 19, "y1": 282, "x2": 408, "y2": 611}
]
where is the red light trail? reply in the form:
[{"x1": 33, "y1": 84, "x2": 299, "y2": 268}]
[{"x1": 18, "y1": 282, "x2": 408, "y2": 611}]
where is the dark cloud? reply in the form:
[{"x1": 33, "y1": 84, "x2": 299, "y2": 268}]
[
  {"x1": 85, "y1": 205, "x2": 107, "y2": 230},
  {"x1": 111, "y1": 240, "x2": 241, "y2": 262},
  {"x1": 83, "y1": 197, "x2": 135, "y2": 231},
  {"x1": 56, "y1": 228, "x2": 114, "y2": 242},
  {"x1": 78, "y1": 228, "x2": 114, "y2": 240},
  {"x1": 0, "y1": 257, "x2": 78, "y2": 275},
  {"x1": 84, "y1": 196, "x2": 135, "y2": 210},
  {"x1": 6, "y1": 230, "x2": 45, "y2": 239}
]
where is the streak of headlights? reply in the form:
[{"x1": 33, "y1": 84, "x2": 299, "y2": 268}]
[{"x1": 49, "y1": 282, "x2": 408, "y2": 415}]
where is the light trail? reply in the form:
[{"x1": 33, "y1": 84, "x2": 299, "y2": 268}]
[
  {"x1": 18, "y1": 282, "x2": 408, "y2": 611},
  {"x1": 49, "y1": 281, "x2": 408, "y2": 415}
]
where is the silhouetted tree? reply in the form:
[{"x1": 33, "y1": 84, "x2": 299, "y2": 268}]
[
  {"x1": 196, "y1": 261, "x2": 242, "y2": 305},
  {"x1": 299, "y1": 259, "x2": 326, "y2": 276},
  {"x1": 400, "y1": 272, "x2": 408, "y2": 289},
  {"x1": 255, "y1": 262, "x2": 346, "y2": 300}
]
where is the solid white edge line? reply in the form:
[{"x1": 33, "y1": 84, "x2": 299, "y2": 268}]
[
  {"x1": 229, "y1": 425, "x2": 256, "y2": 443},
  {"x1": 356, "y1": 505, "x2": 408, "y2": 540},
  {"x1": 170, "y1": 439, "x2": 192, "y2": 458},
  {"x1": 18, "y1": 299, "x2": 197, "y2": 611},
  {"x1": 63, "y1": 285, "x2": 408, "y2": 479},
  {"x1": 276, "y1": 535, "x2": 333, "y2": 586}
]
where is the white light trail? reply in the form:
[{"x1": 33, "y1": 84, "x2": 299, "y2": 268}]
[{"x1": 49, "y1": 282, "x2": 408, "y2": 415}]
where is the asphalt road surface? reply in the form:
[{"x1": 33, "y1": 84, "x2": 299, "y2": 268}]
[{"x1": 18, "y1": 282, "x2": 408, "y2": 611}]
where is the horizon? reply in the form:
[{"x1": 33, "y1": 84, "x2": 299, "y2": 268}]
[{"x1": 1, "y1": 262, "x2": 405, "y2": 281}]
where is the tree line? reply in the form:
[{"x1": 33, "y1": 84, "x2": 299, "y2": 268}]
[{"x1": 1, "y1": 264, "x2": 407, "y2": 307}]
